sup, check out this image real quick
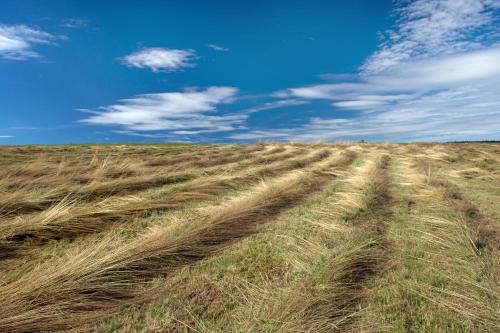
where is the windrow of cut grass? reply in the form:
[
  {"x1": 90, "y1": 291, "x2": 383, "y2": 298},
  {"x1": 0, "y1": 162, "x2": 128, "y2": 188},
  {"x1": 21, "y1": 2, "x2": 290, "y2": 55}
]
[
  {"x1": 5, "y1": 143, "x2": 247, "y2": 181},
  {"x1": 411, "y1": 144, "x2": 499, "y2": 184},
  {"x1": 269, "y1": 154, "x2": 393, "y2": 332},
  {"x1": 0, "y1": 143, "x2": 497, "y2": 333},
  {"x1": 142, "y1": 144, "x2": 244, "y2": 167},
  {"x1": 428, "y1": 177, "x2": 499, "y2": 255},
  {"x1": 0, "y1": 144, "x2": 231, "y2": 185},
  {"x1": 168, "y1": 143, "x2": 271, "y2": 169},
  {"x1": 0, "y1": 171, "x2": 197, "y2": 217},
  {"x1": 132, "y1": 143, "x2": 274, "y2": 177},
  {"x1": 0, "y1": 147, "x2": 335, "y2": 262},
  {"x1": 0, "y1": 143, "x2": 287, "y2": 192},
  {"x1": 409, "y1": 146, "x2": 499, "y2": 255},
  {"x1": 350, "y1": 154, "x2": 499, "y2": 332},
  {"x1": 96, "y1": 152, "x2": 391, "y2": 332},
  {"x1": 0, "y1": 147, "x2": 332, "y2": 283},
  {"x1": 0, "y1": 145, "x2": 282, "y2": 216},
  {"x1": 0, "y1": 150, "x2": 349, "y2": 333}
]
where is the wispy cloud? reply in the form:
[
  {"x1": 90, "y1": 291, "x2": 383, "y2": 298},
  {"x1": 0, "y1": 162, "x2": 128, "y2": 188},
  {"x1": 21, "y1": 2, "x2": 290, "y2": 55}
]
[
  {"x1": 61, "y1": 19, "x2": 88, "y2": 29},
  {"x1": 80, "y1": 87, "x2": 244, "y2": 135},
  {"x1": 361, "y1": 0, "x2": 499, "y2": 74},
  {"x1": 120, "y1": 47, "x2": 196, "y2": 72},
  {"x1": 235, "y1": 0, "x2": 500, "y2": 142},
  {"x1": 0, "y1": 24, "x2": 57, "y2": 60},
  {"x1": 208, "y1": 44, "x2": 229, "y2": 51},
  {"x1": 288, "y1": 48, "x2": 500, "y2": 101},
  {"x1": 242, "y1": 99, "x2": 308, "y2": 114},
  {"x1": 0, "y1": 135, "x2": 13, "y2": 138}
]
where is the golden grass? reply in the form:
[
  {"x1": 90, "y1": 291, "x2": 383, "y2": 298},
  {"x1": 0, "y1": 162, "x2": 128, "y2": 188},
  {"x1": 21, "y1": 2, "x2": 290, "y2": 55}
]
[
  {"x1": 0, "y1": 143, "x2": 497, "y2": 332},
  {"x1": 0, "y1": 151, "x2": 342, "y2": 332},
  {"x1": 350, "y1": 152, "x2": 499, "y2": 332},
  {"x1": 98, "y1": 152, "x2": 387, "y2": 332},
  {"x1": 270, "y1": 154, "x2": 392, "y2": 332},
  {"x1": 0, "y1": 145, "x2": 274, "y2": 217},
  {"x1": 0, "y1": 146, "x2": 332, "y2": 262}
]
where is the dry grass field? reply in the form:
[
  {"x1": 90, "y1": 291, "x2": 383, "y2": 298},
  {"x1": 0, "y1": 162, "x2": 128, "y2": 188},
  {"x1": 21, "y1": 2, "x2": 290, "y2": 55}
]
[{"x1": 0, "y1": 142, "x2": 498, "y2": 332}]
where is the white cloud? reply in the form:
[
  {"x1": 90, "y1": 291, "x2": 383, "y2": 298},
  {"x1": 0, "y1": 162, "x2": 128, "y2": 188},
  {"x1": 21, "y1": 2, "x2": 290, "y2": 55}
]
[
  {"x1": 491, "y1": 0, "x2": 500, "y2": 8},
  {"x1": 287, "y1": 48, "x2": 500, "y2": 101},
  {"x1": 81, "y1": 87, "x2": 243, "y2": 134},
  {"x1": 0, "y1": 24, "x2": 57, "y2": 60},
  {"x1": 0, "y1": 135, "x2": 13, "y2": 138},
  {"x1": 121, "y1": 47, "x2": 196, "y2": 72},
  {"x1": 250, "y1": 48, "x2": 500, "y2": 142},
  {"x1": 361, "y1": 0, "x2": 499, "y2": 74},
  {"x1": 242, "y1": 99, "x2": 308, "y2": 114},
  {"x1": 208, "y1": 44, "x2": 229, "y2": 51},
  {"x1": 234, "y1": 0, "x2": 500, "y2": 142},
  {"x1": 229, "y1": 130, "x2": 292, "y2": 141},
  {"x1": 333, "y1": 100, "x2": 389, "y2": 109}
]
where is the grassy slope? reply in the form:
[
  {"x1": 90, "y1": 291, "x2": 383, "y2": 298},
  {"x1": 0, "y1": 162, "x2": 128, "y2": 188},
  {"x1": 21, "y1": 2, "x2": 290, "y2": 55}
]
[{"x1": 0, "y1": 143, "x2": 497, "y2": 332}]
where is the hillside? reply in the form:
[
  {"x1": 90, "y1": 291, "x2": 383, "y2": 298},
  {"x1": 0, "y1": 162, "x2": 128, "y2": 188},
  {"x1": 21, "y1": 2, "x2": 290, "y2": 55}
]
[{"x1": 0, "y1": 143, "x2": 498, "y2": 332}]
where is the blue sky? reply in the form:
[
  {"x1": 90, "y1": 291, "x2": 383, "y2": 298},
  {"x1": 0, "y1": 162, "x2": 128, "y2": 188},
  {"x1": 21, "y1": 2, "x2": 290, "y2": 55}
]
[{"x1": 1, "y1": 0, "x2": 499, "y2": 144}]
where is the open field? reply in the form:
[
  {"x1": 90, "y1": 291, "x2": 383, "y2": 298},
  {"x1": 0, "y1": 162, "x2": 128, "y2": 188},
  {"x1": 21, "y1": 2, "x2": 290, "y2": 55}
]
[{"x1": 0, "y1": 142, "x2": 498, "y2": 332}]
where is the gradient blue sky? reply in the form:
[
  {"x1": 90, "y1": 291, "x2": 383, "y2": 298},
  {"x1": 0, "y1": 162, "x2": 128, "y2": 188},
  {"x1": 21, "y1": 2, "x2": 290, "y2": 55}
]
[{"x1": 1, "y1": 0, "x2": 499, "y2": 144}]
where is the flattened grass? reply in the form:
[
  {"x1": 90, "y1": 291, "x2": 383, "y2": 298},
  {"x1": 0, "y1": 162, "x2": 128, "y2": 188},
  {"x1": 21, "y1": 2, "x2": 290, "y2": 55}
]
[{"x1": 0, "y1": 143, "x2": 498, "y2": 333}]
